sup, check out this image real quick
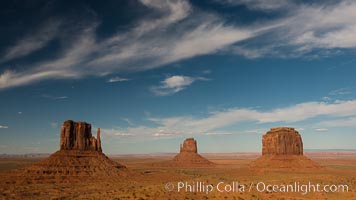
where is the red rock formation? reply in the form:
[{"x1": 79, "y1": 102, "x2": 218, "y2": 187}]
[
  {"x1": 180, "y1": 138, "x2": 197, "y2": 153},
  {"x1": 250, "y1": 127, "x2": 321, "y2": 171},
  {"x1": 60, "y1": 120, "x2": 102, "y2": 152},
  {"x1": 262, "y1": 127, "x2": 303, "y2": 155},
  {"x1": 172, "y1": 138, "x2": 214, "y2": 167},
  {"x1": 17, "y1": 120, "x2": 127, "y2": 182},
  {"x1": 97, "y1": 128, "x2": 102, "y2": 152}
]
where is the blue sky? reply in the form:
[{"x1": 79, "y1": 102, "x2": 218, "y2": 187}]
[{"x1": 0, "y1": 0, "x2": 356, "y2": 154}]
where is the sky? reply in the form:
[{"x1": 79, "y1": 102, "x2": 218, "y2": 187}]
[{"x1": 0, "y1": 0, "x2": 356, "y2": 154}]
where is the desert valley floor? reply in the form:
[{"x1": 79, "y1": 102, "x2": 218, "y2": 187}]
[{"x1": 0, "y1": 152, "x2": 355, "y2": 200}]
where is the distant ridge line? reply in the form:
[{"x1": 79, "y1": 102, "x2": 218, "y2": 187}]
[
  {"x1": 304, "y1": 149, "x2": 356, "y2": 152},
  {"x1": 1, "y1": 149, "x2": 356, "y2": 157}
]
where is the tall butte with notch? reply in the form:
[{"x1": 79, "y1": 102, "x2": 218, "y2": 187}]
[
  {"x1": 250, "y1": 127, "x2": 321, "y2": 171},
  {"x1": 172, "y1": 138, "x2": 214, "y2": 167},
  {"x1": 20, "y1": 120, "x2": 127, "y2": 182}
]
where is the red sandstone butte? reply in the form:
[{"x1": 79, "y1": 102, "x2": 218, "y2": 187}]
[
  {"x1": 179, "y1": 137, "x2": 198, "y2": 153},
  {"x1": 262, "y1": 127, "x2": 303, "y2": 155},
  {"x1": 172, "y1": 138, "x2": 214, "y2": 167},
  {"x1": 250, "y1": 127, "x2": 321, "y2": 171},
  {"x1": 17, "y1": 120, "x2": 127, "y2": 182},
  {"x1": 60, "y1": 120, "x2": 102, "y2": 152}
]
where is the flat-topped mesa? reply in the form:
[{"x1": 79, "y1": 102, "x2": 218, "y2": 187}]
[
  {"x1": 180, "y1": 138, "x2": 198, "y2": 153},
  {"x1": 262, "y1": 127, "x2": 303, "y2": 156},
  {"x1": 250, "y1": 127, "x2": 321, "y2": 170},
  {"x1": 60, "y1": 120, "x2": 102, "y2": 152}
]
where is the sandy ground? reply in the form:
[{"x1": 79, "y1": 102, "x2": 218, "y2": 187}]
[{"x1": 0, "y1": 152, "x2": 355, "y2": 199}]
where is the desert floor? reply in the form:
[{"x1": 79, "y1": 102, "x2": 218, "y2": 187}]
[{"x1": 0, "y1": 152, "x2": 355, "y2": 199}]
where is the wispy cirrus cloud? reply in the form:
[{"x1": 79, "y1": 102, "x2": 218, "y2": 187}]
[
  {"x1": 289, "y1": 2, "x2": 356, "y2": 50},
  {"x1": 100, "y1": 128, "x2": 136, "y2": 137},
  {"x1": 0, "y1": 0, "x2": 256, "y2": 90},
  {"x1": 121, "y1": 118, "x2": 134, "y2": 126},
  {"x1": 315, "y1": 128, "x2": 329, "y2": 132},
  {"x1": 152, "y1": 130, "x2": 176, "y2": 137},
  {"x1": 151, "y1": 75, "x2": 209, "y2": 96},
  {"x1": 244, "y1": 129, "x2": 265, "y2": 134},
  {"x1": 287, "y1": 1, "x2": 356, "y2": 53},
  {"x1": 1, "y1": 0, "x2": 356, "y2": 90},
  {"x1": 0, "y1": 20, "x2": 61, "y2": 63},
  {"x1": 0, "y1": 23, "x2": 97, "y2": 89},
  {"x1": 41, "y1": 94, "x2": 68, "y2": 100},
  {"x1": 106, "y1": 76, "x2": 130, "y2": 83},
  {"x1": 329, "y1": 88, "x2": 352, "y2": 96},
  {"x1": 218, "y1": 0, "x2": 296, "y2": 11},
  {"x1": 317, "y1": 117, "x2": 356, "y2": 128},
  {"x1": 205, "y1": 132, "x2": 233, "y2": 136},
  {"x1": 228, "y1": 0, "x2": 356, "y2": 58},
  {"x1": 0, "y1": 125, "x2": 8, "y2": 129},
  {"x1": 102, "y1": 99, "x2": 356, "y2": 140}
]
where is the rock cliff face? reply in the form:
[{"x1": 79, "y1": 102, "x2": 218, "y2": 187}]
[
  {"x1": 60, "y1": 120, "x2": 102, "y2": 152},
  {"x1": 172, "y1": 138, "x2": 214, "y2": 167},
  {"x1": 180, "y1": 138, "x2": 197, "y2": 153},
  {"x1": 19, "y1": 120, "x2": 126, "y2": 182},
  {"x1": 262, "y1": 127, "x2": 303, "y2": 155},
  {"x1": 250, "y1": 127, "x2": 321, "y2": 171}
]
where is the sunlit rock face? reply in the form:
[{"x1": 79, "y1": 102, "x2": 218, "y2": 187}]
[
  {"x1": 172, "y1": 138, "x2": 214, "y2": 167},
  {"x1": 250, "y1": 127, "x2": 321, "y2": 171},
  {"x1": 262, "y1": 127, "x2": 303, "y2": 156},
  {"x1": 18, "y1": 120, "x2": 127, "y2": 182},
  {"x1": 179, "y1": 138, "x2": 198, "y2": 153}
]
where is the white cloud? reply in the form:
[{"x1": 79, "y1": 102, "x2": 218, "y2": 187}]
[
  {"x1": 322, "y1": 96, "x2": 331, "y2": 101},
  {"x1": 329, "y1": 88, "x2": 351, "y2": 96},
  {"x1": 219, "y1": 0, "x2": 295, "y2": 11},
  {"x1": 0, "y1": 20, "x2": 61, "y2": 63},
  {"x1": 0, "y1": 24, "x2": 96, "y2": 89},
  {"x1": 0, "y1": 0, "x2": 255, "y2": 90},
  {"x1": 231, "y1": 46, "x2": 267, "y2": 59},
  {"x1": 164, "y1": 23, "x2": 252, "y2": 63},
  {"x1": 152, "y1": 130, "x2": 175, "y2": 137},
  {"x1": 0, "y1": 126, "x2": 8, "y2": 129},
  {"x1": 178, "y1": 100, "x2": 356, "y2": 133},
  {"x1": 315, "y1": 128, "x2": 328, "y2": 132},
  {"x1": 121, "y1": 118, "x2": 134, "y2": 126},
  {"x1": 42, "y1": 94, "x2": 68, "y2": 100},
  {"x1": 140, "y1": 0, "x2": 191, "y2": 25},
  {"x1": 317, "y1": 117, "x2": 356, "y2": 127},
  {"x1": 151, "y1": 75, "x2": 209, "y2": 96},
  {"x1": 227, "y1": 1, "x2": 356, "y2": 58},
  {"x1": 107, "y1": 76, "x2": 130, "y2": 83},
  {"x1": 163, "y1": 75, "x2": 194, "y2": 88},
  {"x1": 104, "y1": 99, "x2": 356, "y2": 140},
  {"x1": 100, "y1": 128, "x2": 135, "y2": 137},
  {"x1": 113, "y1": 133, "x2": 135, "y2": 136},
  {"x1": 2, "y1": 0, "x2": 356, "y2": 89},
  {"x1": 244, "y1": 129, "x2": 265, "y2": 134},
  {"x1": 201, "y1": 70, "x2": 211, "y2": 74},
  {"x1": 205, "y1": 132, "x2": 233, "y2": 136},
  {"x1": 283, "y1": 1, "x2": 356, "y2": 53}
]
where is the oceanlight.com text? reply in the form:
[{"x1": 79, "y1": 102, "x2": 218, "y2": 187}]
[{"x1": 164, "y1": 181, "x2": 349, "y2": 195}]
